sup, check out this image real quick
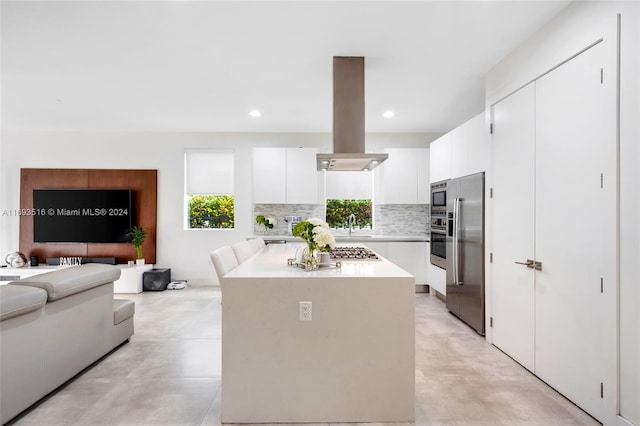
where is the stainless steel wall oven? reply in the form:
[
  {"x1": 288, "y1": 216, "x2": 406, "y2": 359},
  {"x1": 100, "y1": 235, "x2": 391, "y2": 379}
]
[{"x1": 430, "y1": 180, "x2": 447, "y2": 269}]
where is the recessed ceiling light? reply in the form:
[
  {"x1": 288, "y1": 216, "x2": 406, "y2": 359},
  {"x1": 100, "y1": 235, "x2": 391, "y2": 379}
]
[
  {"x1": 383, "y1": 110, "x2": 395, "y2": 119},
  {"x1": 249, "y1": 110, "x2": 261, "y2": 118}
]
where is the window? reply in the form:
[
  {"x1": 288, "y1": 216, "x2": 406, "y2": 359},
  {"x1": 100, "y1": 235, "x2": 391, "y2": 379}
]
[
  {"x1": 324, "y1": 172, "x2": 373, "y2": 229},
  {"x1": 185, "y1": 150, "x2": 235, "y2": 229},
  {"x1": 326, "y1": 199, "x2": 372, "y2": 228}
]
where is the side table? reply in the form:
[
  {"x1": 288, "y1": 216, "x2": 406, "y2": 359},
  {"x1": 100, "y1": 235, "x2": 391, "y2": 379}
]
[{"x1": 114, "y1": 264, "x2": 154, "y2": 293}]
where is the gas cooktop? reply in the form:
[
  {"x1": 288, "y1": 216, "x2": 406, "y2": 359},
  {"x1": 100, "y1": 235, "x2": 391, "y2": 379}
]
[{"x1": 329, "y1": 247, "x2": 380, "y2": 261}]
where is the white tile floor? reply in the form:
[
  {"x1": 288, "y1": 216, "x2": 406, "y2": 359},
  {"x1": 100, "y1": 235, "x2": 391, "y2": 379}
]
[{"x1": 8, "y1": 285, "x2": 599, "y2": 425}]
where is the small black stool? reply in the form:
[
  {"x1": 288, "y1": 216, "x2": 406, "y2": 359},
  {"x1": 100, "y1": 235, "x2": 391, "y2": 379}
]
[{"x1": 143, "y1": 268, "x2": 171, "y2": 291}]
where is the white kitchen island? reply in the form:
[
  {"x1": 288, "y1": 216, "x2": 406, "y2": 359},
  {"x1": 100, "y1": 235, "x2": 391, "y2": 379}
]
[{"x1": 220, "y1": 243, "x2": 415, "y2": 424}]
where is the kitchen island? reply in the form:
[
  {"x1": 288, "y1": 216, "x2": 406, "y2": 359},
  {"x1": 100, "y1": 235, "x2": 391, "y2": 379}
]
[{"x1": 220, "y1": 243, "x2": 415, "y2": 423}]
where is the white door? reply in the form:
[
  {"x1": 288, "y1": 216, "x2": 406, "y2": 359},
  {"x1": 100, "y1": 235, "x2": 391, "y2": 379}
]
[
  {"x1": 490, "y1": 83, "x2": 536, "y2": 371},
  {"x1": 534, "y1": 41, "x2": 614, "y2": 421}
]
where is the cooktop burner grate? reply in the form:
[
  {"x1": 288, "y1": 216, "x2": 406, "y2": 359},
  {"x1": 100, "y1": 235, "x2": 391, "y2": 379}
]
[{"x1": 329, "y1": 246, "x2": 380, "y2": 261}]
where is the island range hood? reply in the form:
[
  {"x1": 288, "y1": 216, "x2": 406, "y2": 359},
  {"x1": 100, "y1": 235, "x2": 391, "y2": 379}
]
[{"x1": 316, "y1": 56, "x2": 388, "y2": 171}]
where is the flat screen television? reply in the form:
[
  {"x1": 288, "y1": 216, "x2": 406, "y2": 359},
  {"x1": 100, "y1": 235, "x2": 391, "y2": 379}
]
[{"x1": 33, "y1": 189, "x2": 133, "y2": 243}]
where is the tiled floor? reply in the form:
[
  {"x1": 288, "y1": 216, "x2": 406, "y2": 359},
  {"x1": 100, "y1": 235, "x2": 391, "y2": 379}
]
[{"x1": 9, "y1": 285, "x2": 599, "y2": 426}]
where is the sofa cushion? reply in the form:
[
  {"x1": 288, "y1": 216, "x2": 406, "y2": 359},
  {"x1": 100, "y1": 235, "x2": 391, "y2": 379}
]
[
  {"x1": 0, "y1": 284, "x2": 47, "y2": 321},
  {"x1": 13, "y1": 264, "x2": 121, "y2": 301},
  {"x1": 113, "y1": 299, "x2": 135, "y2": 325}
]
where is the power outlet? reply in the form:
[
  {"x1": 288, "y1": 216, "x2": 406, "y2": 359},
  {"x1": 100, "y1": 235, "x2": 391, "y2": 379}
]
[{"x1": 299, "y1": 301, "x2": 312, "y2": 321}]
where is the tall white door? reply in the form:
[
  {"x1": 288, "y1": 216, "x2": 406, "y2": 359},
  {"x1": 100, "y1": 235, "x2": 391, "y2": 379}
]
[
  {"x1": 490, "y1": 83, "x2": 536, "y2": 371},
  {"x1": 534, "y1": 41, "x2": 615, "y2": 421}
]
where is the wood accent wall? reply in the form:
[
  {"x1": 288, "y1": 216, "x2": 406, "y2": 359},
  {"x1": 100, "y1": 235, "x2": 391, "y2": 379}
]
[{"x1": 20, "y1": 168, "x2": 157, "y2": 264}]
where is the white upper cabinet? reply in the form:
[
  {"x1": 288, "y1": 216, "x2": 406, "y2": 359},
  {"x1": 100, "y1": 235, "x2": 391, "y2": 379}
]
[
  {"x1": 253, "y1": 147, "x2": 320, "y2": 204},
  {"x1": 430, "y1": 112, "x2": 490, "y2": 184},
  {"x1": 380, "y1": 148, "x2": 429, "y2": 204},
  {"x1": 451, "y1": 112, "x2": 490, "y2": 178},
  {"x1": 416, "y1": 148, "x2": 430, "y2": 204},
  {"x1": 285, "y1": 148, "x2": 320, "y2": 204},
  {"x1": 253, "y1": 147, "x2": 287, "y2": 204},
  {"x1": 429, "y1": 133, "x2": 451, "y2": 183},
  {"x1": 450, "y1": 124, "x2": 468, "y2": 179},
  {"x1": 465, "y1": 113, "x2": 490, "y2": 176}
]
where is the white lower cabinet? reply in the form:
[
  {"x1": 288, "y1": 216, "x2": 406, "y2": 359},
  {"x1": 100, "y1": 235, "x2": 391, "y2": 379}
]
[
  {"x1": 428, "y1": 263, "x2": 446, "y2": 296},
  {"x1": 364, "y1": 242, "x2": 388, "y2": 259},
  {"x1": 367, "y1": 242, "x2": 427, "y2": 285},
  {"x1": 387, "y1": 242, "x2": 427, "y2": 285}
]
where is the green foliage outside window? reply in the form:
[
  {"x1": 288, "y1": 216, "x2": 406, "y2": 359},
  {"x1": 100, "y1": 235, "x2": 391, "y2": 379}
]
[
  {"x1": 188, "y1": 195, "x2": 235, "y2": 229},
  {"x1": 325, "y1": 199, "x2": 372, "y2": 228}
]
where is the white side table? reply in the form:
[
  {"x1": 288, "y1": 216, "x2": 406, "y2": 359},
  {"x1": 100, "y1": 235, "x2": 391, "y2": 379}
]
[
  {"x1": 114, "y1": 264, "x2": 154, "y2": 294},
  {"x1": 0, "y1": 265, "x2": 58, "y2": 285}
]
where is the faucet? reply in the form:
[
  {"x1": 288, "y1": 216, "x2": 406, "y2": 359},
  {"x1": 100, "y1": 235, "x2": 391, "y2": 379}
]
[{"x1": 347, "y1": 214, "x2": 356, "y2": 237}]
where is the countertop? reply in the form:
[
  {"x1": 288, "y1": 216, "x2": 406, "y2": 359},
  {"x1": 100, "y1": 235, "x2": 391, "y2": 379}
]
[
  {"x1": 225, "y1": 243, "x2": 414, "y2": 279},
  {"x1": 256, "y1": 234, "x2": 430, "y2": 243}
]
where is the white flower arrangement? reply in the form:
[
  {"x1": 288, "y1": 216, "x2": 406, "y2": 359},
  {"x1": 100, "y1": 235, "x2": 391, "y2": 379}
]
[{"x1": 292, "y1": 217, "x2": 336, "y2": 252}]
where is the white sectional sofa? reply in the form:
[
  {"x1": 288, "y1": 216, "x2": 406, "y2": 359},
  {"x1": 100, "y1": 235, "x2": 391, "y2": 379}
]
[{"x1": 0, "y1": 264, "x2": 135, "y2": 424}]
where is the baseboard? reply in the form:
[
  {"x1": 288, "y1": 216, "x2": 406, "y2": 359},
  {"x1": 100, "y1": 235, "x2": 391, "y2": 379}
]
[
  {"x1": 415, "y1": 284, "x2": 430, "y2": 293},
  {"x1": 433, "y1": 289, "x2": 446, "y2": 302},
  {"x1": 617, "y1": 415, "x2": 636, "y2": 426}
]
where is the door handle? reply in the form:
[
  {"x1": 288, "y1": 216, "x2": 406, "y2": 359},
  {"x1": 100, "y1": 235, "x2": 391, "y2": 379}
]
[
  {"x1": 453, "y1": 198, "x2": 461, "y2": 286},
  {"x1": 515, "y1": 259, "x2": 535, "y2": 268},
  {"x1": 514, "y1": 259, "x2": 542, "y2": 271}
]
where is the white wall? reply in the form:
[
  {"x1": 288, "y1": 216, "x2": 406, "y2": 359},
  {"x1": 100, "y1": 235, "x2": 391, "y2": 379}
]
[
  {"x1": 486, "y1": 2, "x2": 639, "y2": 425},
  {"x1": 0, "y1": 132, "x2": 437, "y2": 285}
]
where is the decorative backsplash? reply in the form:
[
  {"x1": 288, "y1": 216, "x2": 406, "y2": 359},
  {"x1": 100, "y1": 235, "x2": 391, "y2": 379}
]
[
  {"x1": 253, "y1": 204, "x2": 325, "y2": 235},
  {"x1": 374, "y1": 204, "x2": 430, "y2": 236},
  {"x1": 254, "y1": 203, "x2": 430, "y2": 236}
]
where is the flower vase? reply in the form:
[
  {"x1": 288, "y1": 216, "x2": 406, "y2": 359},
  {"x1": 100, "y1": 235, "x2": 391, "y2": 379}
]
[{"x1": 296, "y1": 244, "x2": 318, "y2": 269}]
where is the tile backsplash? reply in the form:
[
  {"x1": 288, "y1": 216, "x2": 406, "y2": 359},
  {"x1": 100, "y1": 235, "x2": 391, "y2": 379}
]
[
  {"x1": 254, "y1": 203, "x2": 429, "y2": 236},
  {"x1": 253, "y1": 204, "x2": 325, "y2": 235},
  {"x1": 374, "y1": 204, "x2": 430, "y2": 236}
]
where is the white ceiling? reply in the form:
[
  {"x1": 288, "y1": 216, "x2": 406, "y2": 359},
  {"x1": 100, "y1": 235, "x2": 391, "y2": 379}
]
[{"x1": 1, "y1": 1, "x2": 571, "y2": 134}]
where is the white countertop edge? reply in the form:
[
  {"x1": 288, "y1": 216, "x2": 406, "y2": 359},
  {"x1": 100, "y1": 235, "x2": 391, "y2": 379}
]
[
  {"x1": 225, "y1": 244, "x2": 414, "y2": 279},
  {"x1": 253, "y1": 234, "x2": 430, "y2": 243}
]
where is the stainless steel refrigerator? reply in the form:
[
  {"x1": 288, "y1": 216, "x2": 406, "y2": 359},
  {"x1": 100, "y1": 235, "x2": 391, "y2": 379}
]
[{"x1": 446, "y1": 172, "x2": 485, "y2": 335}]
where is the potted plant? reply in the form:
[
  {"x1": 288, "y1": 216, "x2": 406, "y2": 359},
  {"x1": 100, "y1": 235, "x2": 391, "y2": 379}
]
[
  {"x1": 255, "y1": 215, "x2": 276, "y2": 235},
  {"x1": 127, "y1": 226, "x2": 147, "y2": 265}
]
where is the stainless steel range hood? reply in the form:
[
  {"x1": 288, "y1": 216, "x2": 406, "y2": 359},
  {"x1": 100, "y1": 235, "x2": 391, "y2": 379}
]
[{"x1": 316, "y1": 56, "x2": 388, "y2": 171}]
